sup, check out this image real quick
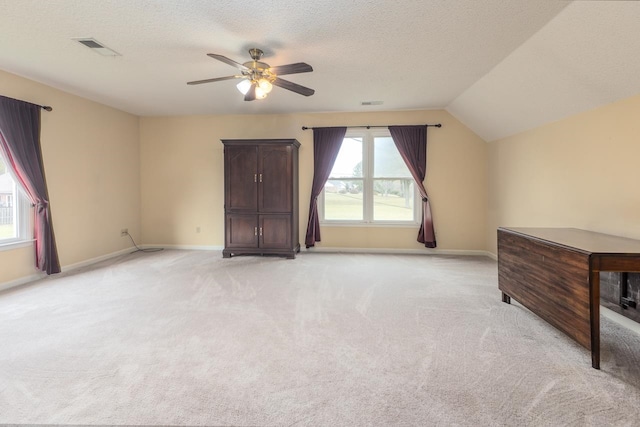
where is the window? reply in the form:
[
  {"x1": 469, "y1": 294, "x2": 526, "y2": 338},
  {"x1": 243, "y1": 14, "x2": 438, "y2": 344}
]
[
  {"x1": 0, "y1": 153, "x2": 31, "y2": 245},
  {"x1": 321, "y1": 130, "x2": 417, "y2": 225}
]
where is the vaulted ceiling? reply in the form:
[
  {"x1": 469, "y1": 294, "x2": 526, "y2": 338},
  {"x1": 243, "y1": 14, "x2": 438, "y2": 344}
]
[{"x1": 1, "y1": 1, "x2": 638, "y2": 141}]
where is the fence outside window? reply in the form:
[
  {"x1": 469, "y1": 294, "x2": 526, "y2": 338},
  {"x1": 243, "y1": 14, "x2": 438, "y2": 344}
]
[{"x1": 0, "y1": 207, "x2": 13, "y2": 225}]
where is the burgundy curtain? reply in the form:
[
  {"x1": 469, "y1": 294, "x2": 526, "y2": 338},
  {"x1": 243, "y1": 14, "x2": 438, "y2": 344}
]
[
  {"x1": 305, "y1": 127, "x2": 347, "y2": 247},
  {"x1": 389, "y1": 125, "x2": 436, "y2": 248},
  {"x1": 0, "y1": 96, "x2": 60, "y2": 274}
]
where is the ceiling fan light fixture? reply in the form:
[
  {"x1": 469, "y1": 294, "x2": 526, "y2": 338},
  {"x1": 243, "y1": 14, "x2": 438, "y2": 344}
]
[
  {"x1": 236, "y1": 79, "x2": 252, "y2": 95},
  {"x1": 257, "y1": 78, "x2": 273, "y2": 94},
  {"x1": 255, "y1": 86, "x2": 268, "y2": 99}
]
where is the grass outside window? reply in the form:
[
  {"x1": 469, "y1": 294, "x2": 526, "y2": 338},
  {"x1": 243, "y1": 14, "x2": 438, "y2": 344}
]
[
  {"x1": 0, "y1": 224, "x2": 13, "y2": 239},
  {"x1": 324, "y1": 192, "x2": 414, "y2": 222}
]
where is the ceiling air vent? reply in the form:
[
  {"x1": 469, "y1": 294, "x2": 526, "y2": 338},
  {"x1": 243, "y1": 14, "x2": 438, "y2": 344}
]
[{"x1": 73, "y1": 38, "x2": 121, "y2": 56}]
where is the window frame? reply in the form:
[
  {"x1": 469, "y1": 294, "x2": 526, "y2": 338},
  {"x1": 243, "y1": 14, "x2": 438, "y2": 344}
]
[
  {"x1": 0, "y1": 154, "x2": 33, "y2": 250},
  {"x1": 319, "y1": 129, "x2": 419, "y2": 227}
]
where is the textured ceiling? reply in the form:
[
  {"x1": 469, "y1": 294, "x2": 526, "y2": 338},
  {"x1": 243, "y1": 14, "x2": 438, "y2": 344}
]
[{"x1": 1, "y1": 1, "x2": 637, "y2": 141}]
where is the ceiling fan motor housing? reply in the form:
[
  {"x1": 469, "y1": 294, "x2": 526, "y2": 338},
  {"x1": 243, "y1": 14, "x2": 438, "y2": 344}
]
[{"x1": 242, "y1": 60, "x2": 275, "y2": 83}]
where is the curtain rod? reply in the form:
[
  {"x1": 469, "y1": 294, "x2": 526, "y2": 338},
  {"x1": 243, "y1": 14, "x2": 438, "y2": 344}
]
[
  {"x1": 301, "y1": 124, "x2": 441, "y2": 130},
  {"x1": 1, "y1": 95, "x2": 52, "y2": 111}
]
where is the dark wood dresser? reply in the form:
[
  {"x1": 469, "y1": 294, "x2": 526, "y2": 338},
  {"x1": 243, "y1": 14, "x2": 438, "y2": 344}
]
[
  {"x1": 222, "y1": 139, "x2": 300, "y2": 259},
  {"x1": 498, "y1": 227, "x2": 640, "y2": 369}
]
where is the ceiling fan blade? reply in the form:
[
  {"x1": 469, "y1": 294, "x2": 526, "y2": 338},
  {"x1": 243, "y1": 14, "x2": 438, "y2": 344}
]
[
  {"x1": 244, "y1": 83, "x2": 257, "y2": 101},
  {"x1": 272, "y1": 77, "x2": 315, "y2": 96},
  {"x1": 187, "y1": 75, "x2": 243, "y2": 85},
  {"x1": 207, "y1": 53, "x2": 250, "y2": 71},
  {"x1": 269, "y1": 62, "x2": 313, "y2": 76}
]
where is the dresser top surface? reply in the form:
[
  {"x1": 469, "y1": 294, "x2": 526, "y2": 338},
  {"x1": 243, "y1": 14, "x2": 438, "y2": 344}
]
[{"x1": 499, "y1": 227, "x2": 640, "y2": 255}]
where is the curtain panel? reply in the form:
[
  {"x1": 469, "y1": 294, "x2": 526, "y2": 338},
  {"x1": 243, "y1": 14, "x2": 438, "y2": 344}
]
[
  {"x1": 304, "y1": 127, "x2": 347, "y2": 247},
  {"x1": 389, "y1": 125, "x2": 436, "y2": 248},
  {"x1": 0, "y1": 95, "x2": 60, "y2": 274}
]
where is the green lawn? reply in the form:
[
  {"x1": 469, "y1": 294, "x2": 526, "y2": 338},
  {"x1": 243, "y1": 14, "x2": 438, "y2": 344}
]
[
  {"x1": 325, "y1": 192, "x2": 414, "y2": 221},
  {"x1": 0, "y1": 224, "x2": 14, "y2": 239}
]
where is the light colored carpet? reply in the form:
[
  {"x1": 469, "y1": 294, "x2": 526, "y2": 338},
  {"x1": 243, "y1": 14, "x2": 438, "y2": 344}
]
[{"x1": 1, "y1": 250, "x2": 640, "y2": 426}]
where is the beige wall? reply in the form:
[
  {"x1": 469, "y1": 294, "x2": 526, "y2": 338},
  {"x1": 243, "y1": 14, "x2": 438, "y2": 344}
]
[
  {"x1": 0, "y1": 70, "x2": 141, "y2": 284},
  {"x1": 140, "y1": 109, "x2": 488, "y2": 251},
  {"x1": 487, "y1": 93, "x2": 640, "y2": 255},
  {"x1": 1, "y1": 71, "x2": 489, "y2": 287}
]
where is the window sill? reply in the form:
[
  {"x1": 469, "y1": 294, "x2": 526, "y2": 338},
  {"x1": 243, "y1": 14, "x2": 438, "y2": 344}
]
[
  {"x1": 320, "y1": 222, "x2": 419, "y2": 228},
  {"x1": 0, "y1": 239, "x2": 35, "y2": 252}
]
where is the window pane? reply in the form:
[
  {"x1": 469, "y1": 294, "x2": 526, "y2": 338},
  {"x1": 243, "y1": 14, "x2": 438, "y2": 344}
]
[
  {"x1": 374, "y1": 137, "x2": 412, "y2": 178},
  {"x1": 329, "y1": 137, "x2": 363, "y2": 178},
  {"x1": 324, "y1": 179, "x2": 363, "y2": 220},
  {"x1": 373, "y1": 179, "x2": 414, "y2": 221},
  {"x1": 0, "y1": 156, "x2": 17, "y2": 240}
]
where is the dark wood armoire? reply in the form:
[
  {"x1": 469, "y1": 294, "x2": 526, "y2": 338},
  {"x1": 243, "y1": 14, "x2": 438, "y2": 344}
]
[{"x1": 222, "y1": 139, "x2": 300, "y2": 259}]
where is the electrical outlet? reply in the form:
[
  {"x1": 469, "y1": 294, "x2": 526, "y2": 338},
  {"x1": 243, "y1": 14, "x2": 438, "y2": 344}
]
[
  {"x1": 196, "y1": 226, "x2": 201, "y2": 234},
  {"x1": 120, "y1": 228, "x2": 128, "y2": 237}
]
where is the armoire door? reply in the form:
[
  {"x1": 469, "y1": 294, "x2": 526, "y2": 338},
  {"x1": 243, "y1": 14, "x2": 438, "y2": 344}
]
[
  {"x1": 226, "y1": 214, "x2": 258, "y2": 248},
  {"x1": 225, "y1": 145, "x2": 257, "y2": 211},
  {"x1": 259, "y1": 215, "x2": 292, "y2": 249},
  {"x1": 258, "y1": 145, "x2": 292, "y2": 213}
]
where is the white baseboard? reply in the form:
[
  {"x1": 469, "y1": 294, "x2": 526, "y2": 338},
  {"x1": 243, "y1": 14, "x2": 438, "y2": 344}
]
[
  {"x1": 601, "y1": 306, "x2": 640, "y2": 336},
  {"x1": 1, "y1": 244, "x2": 491, "y2": 292},
  {"x1": 304, "y1": 246, "x2": 494, "y2": 258},
  {"x1": 140, "y1": 244, "x2": 224, "y2": 251},
  {"x1": 139, "y1": 244, "x2": 493, "y2": 258},
  {"x1": 0, "y1": 246, "x2": 136, "y2": 293},
  {"x1": 61, "y1": 246, "x2": 137, "y2": 272},
  {"x1": 0, "y1": 272, "x2": 47, "y2": 293}
]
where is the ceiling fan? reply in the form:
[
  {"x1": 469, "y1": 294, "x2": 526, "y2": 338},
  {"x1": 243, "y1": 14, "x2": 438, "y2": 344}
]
[{"x1": 187, "y1": 48, "x2": 314, "y2": 101}]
